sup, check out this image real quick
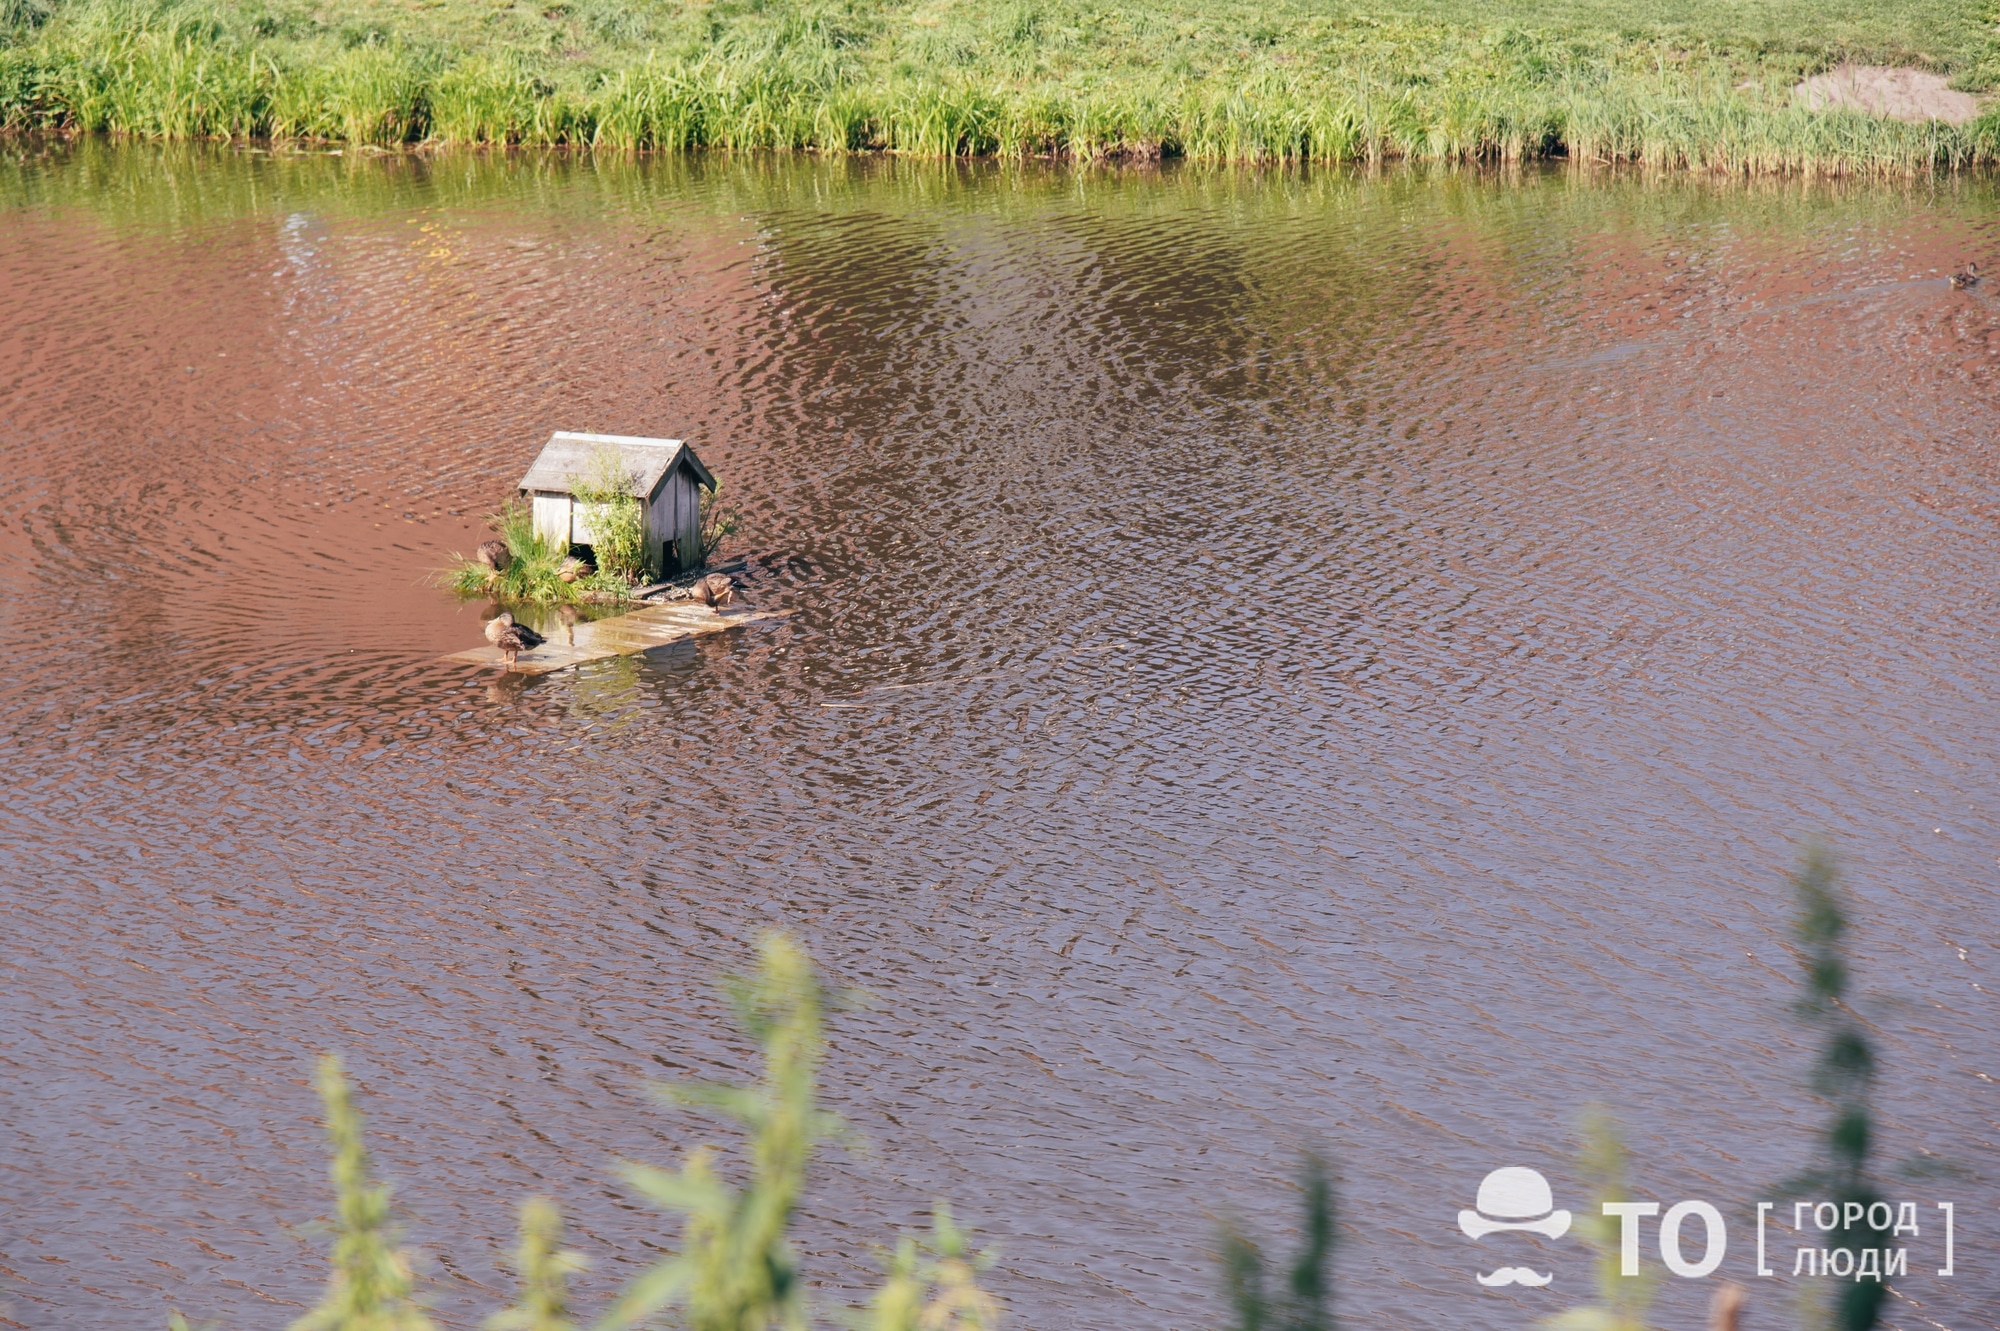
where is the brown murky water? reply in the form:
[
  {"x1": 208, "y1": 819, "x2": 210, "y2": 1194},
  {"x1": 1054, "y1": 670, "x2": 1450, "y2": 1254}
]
[{"x1": 2, "y1": 144, "x2": 1997, "y2": 1331}]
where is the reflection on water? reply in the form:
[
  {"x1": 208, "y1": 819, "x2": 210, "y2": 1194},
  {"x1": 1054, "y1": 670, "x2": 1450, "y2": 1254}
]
[{"x1": 2, "y1": 144, "x2": 1997, "y2": 1330}]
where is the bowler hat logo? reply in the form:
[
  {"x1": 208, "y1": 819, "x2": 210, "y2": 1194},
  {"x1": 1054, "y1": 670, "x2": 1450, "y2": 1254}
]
[{"x1": 1460, "y1": 1167, "x2": 1571, "y2": 1287}]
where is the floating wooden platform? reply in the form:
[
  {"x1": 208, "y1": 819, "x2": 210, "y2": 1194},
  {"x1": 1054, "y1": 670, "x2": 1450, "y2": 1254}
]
[{"x1": 439, "y1": 602, "x2": 788, "y2": 676}]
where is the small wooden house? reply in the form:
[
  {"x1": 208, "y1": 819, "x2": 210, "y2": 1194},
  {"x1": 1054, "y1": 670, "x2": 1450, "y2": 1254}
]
[{"x1": 517, "y1": 431, "x2": 716, "y2": 577}]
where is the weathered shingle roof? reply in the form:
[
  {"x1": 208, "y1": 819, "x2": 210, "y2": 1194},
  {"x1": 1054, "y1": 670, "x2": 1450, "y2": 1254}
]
[{"x1": 517, "y1": 431, "x2": 715, "y2": 501}]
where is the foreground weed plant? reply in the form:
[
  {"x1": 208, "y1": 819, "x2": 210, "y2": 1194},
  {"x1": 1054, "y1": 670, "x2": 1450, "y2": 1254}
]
[
  {"x1": 1220, "y1": 1153, "x2": 1335, "y2": 1331},
  {"x1": 486, "y1": 1197, "x2": 586, "y2": 1331},
  {"x1": 1790, "y1": 844, "x2": 1888, "y2": 1331},
  {"x1": 601, "y1": 933, "x2": 836, "y2": 1331},
  {"x1": 173, "y1": 935, "x2": 1008, "y2": 1331},
  {"x1": 291, "y1": 1055, "x2": 436, "y2": 1331},
  {"x1": 864, "y1": 1204, "x2": 1002, "y2": 1331},
  {"x1": 1543, "y1": 1107, "x2": 1652, "y2": 1331}
]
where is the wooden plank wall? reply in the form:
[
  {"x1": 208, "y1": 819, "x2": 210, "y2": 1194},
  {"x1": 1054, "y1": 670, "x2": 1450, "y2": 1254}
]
[
  {"x1": 531, "y1": 492, "x2": 572, "y2": 549},
  {"x1": 648, "y1": 466, "x2": 704, "y2": 573},
  {"x1": 675, "y1": 471, "x2": 702, "y2": 571}
]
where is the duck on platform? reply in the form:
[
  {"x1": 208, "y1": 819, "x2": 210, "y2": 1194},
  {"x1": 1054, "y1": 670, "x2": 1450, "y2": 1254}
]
[
  {"x1": 484, "y1": 611, "x2": 547, "y2": 668},
  {"x1": 688, "y1": 573, "x2": 736, "y2": 607},
  {"x1": 1950, "y1": 261, "x2": 1981, "y2": 290}
]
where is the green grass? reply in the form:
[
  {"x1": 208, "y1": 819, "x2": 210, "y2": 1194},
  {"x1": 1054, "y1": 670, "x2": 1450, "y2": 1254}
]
[
  {"x1": 439, "y1": 500, "x2": 637, "y2": 605},
  {"x1": 3, "y1": 0, "x2": 1998, "y2": 171},
  {"x1": 568, "y1": 450, "x2": 652, "y2": 583}
]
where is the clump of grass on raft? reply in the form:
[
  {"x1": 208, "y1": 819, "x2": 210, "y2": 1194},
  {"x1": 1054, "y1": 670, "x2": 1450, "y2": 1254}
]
[{"x1": 439, "y1": 501, "x2": 638, "y2": 605}]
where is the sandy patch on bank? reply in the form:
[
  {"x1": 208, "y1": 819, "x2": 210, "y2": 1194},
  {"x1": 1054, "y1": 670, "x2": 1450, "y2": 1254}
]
[{"x1": 1793, "y1": 65, "x2": 1983, "y2": 125}]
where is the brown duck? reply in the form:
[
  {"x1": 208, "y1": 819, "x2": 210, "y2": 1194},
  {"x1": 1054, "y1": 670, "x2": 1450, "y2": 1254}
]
[
  {"x1": 484, "y1": 611, "x2": 547, "y2": 667},
  {"x1": 1950, "y1": 261, "x2": 1980, "y2": 290},
  {"x1": 687, "y1": 573, "x2": 736, "y2": 607},
  {"x1": 476, "y1": 539, "x2": 512, "y2": 572}
]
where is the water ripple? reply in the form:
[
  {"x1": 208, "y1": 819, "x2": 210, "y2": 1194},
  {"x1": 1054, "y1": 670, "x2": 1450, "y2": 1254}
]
[{"x1": 0, "y1": 150, "x2": 1996, "y2": 1330}]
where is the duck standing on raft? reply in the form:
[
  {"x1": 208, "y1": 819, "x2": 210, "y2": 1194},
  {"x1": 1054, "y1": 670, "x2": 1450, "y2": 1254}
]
[
  {"x1": 684, "y1": 573, "x2": 736, "y2": 607},
  {"x1": 484, "y1": 612, "x2": 547, "y2": 668}
]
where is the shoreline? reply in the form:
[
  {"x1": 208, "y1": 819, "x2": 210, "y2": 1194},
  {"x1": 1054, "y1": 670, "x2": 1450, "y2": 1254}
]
[{"x1": 4, "y1": 102, "x2": 1997, "y2": 176}]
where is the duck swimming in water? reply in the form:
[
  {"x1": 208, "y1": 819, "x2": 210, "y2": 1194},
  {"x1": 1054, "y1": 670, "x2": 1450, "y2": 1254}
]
[
  {"x1": 1950, "y1": 261, "x2": 1981, "y2": 290},
  {"x1": 484, "y1": 611, "x2": 547, "y2": 668}
]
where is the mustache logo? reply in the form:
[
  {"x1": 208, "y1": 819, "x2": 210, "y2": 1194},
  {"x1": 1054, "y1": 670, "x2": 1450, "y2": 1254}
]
[{"x1": 1463, "y1": 1168, "x2": 1568, "y2": 1290}]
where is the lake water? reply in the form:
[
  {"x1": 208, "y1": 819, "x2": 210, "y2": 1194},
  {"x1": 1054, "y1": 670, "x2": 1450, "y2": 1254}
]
[{"x1": 2, "y1": 143, "x2": 1997, "y2": 1331}]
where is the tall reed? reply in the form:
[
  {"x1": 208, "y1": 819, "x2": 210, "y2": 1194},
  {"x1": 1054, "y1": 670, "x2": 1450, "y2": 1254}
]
[{"x1": 266, "y1": 46, "x2": 429, "y2": 145}]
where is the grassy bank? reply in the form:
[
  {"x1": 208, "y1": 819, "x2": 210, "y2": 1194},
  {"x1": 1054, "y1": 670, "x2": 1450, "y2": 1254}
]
[{"x1": 2, "y1": 0, "x2": 1998, "y2": 172}]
